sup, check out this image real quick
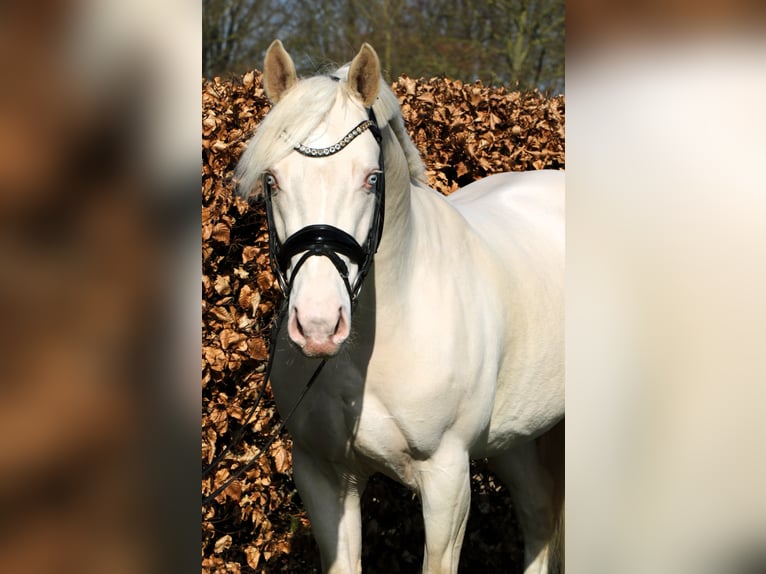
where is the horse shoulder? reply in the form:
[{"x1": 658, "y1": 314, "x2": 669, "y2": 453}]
[{"x1": 371, "y1": 188, "x2": 515, "y2": 436}]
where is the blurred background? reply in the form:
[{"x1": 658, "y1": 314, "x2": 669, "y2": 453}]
[
  {"x1": 203, "y1": 0, "x2": 565, "y2": 92},
  {"x1": 0, "y1": 0, "x2": 200, "y2": 572},
  {"x1": 1, "y1": 0, "x2": 765, "y2": 572},
  {"x1": 567, "y1": 0, "x2": 766, "y2": 572}
]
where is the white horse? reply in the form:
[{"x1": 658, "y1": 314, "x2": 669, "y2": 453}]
[{"x1": 237, "y1": 40, "x2": 564, "y2": 574}]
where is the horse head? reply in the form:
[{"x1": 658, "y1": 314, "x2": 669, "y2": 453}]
[{"x1": 239, "y1": 41, "x2": 385, "y2": 358}]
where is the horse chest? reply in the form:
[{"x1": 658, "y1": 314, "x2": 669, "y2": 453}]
[
  {"x1": 343, "y1": 355, "x2": 493, "y2": 484},
  {"x1": 347, "y1": 392, "x2": 429, "y2": 488}
]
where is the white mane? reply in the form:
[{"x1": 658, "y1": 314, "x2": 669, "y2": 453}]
[{"x1": 236, "y1": 64, "x2": 426, "y2": 199}]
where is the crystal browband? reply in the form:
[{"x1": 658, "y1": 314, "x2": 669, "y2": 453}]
[{"x1": 294, "y1": 120, "x2": 375, "y2": 157}]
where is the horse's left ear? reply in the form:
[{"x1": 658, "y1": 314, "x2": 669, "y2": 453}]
[{"x1": 347, "y1": 43, "x2": 380, "y2": 107}]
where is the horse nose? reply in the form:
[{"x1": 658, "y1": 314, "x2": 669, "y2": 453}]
[{"x1": 288, "y1": 307, "x2": 350, "y2": 357}]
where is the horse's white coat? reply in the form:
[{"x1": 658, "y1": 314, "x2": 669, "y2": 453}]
[{"x1": 237, "y1": 41, "x2": 564, "y2": 574}]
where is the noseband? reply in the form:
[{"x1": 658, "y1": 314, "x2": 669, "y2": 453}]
[{"x1": 263, "y1": 107, "x2": 385, "y2": 305}]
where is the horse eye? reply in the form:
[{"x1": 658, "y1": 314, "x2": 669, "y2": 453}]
[
  {"x1": 265, "y1": 174, "x2": 278, "y2": 190},
  {"x1": 365, "y1": 173, "x2": 379, "y2": 188}
]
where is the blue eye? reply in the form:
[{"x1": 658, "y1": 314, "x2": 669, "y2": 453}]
[
  {"x1": 366, "y1": 173, "x2": 379, "y2": 188},
  {"x1": 265, "y1": 173, "x2": 278, "y2": 190}
]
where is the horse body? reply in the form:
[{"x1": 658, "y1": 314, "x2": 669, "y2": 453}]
[
  {"x1": 238, "y1": 41, "x2": 563, "y2": 574},
  {"x1": 446, "y1": 170, "x2": 565, "y2": 450}
]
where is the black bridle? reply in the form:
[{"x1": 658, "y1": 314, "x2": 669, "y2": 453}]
[{"x1": 263, "y1": 107, "x2": 385, "y2": 304}]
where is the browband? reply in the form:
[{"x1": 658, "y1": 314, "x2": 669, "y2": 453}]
[{"x1": 294, "y1": 120, "x2": 375, "y2": 157}]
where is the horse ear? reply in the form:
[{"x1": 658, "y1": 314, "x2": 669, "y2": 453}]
[
  {"x1": 347, "y1": 43, "x2": 380, "y2": 107},
  {"x1": 263, "y1": 39, "x2": 297, "y2": 103}
]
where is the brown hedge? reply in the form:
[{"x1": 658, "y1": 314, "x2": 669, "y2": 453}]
[{"x1": 202, "y1": 70, "x2": 564, "y2": 573}]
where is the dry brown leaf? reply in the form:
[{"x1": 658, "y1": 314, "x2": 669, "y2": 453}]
[
  {"x1": 211, "y1": 222, "x2": 230, "y2": 244},
  {"x1": 203, "y1": 346, "x2": 226, "y2": 372},
  {"x1": 256, "y1": 271, "x2": 274, "y2": 292},
  {"x1": 241, "y1": 244, "x2": 260, "y2": 263},
  {"x1": 247, "y1": 338, "x2": 268, "y2": 361},
  {"x1": 271, "y1": 443, "x2": 290, "y2": 474},
  {"x1": 244, "y1": 546, "x2": 261, "y2": 569},
  {"x1": 213, "y1": 275, "x2": 231, "y2": 296},
  {"x1": 219, "y1": 328, "x2": 245, "y2": 350},
  {"x1": 214, "y1": 534, "x2": 232, "y2": 554},
  {"x1": 208, "y1": 305, "x2": 234, "y2": 323}
]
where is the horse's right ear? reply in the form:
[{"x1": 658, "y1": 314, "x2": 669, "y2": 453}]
[{"x1": 263, "y1": 40, "x2": 297, "y2": 104}]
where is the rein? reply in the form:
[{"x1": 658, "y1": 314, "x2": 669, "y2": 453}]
[{"x1": 203, "y1": 106, "x2": 385, "y2": 506}]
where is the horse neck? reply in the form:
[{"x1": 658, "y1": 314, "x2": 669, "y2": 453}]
[
  {"x1": 373, "y1": 130, "x2": 416, "y2": 280},
  {"x1": 372, "y1": 128, "x2": 471, "y2": 298}
]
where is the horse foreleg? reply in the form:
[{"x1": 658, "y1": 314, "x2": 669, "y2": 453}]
[
  {"x1": 416, "y1": 437, "x2": 471, "y2": 574},
  {"x1": 489, "y1": 440, "x2": 558, "y2": 574},
  {"x1": 292, "y1": 445, "x2": 367, "y2": 574}
]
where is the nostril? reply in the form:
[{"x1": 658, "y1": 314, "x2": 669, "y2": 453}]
[
  {"x1": 333, "y1": 308, "x2": 342, "y2": 335},
  {"x1": 288, "y1": 305, "x2": 349, "y2": 351},
  {"x1": 333, "y1": 307, "x2": 350, "y2": 340},
  {"x1": 288, "y1": 309, "x2": 306, "y2": 344}
]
